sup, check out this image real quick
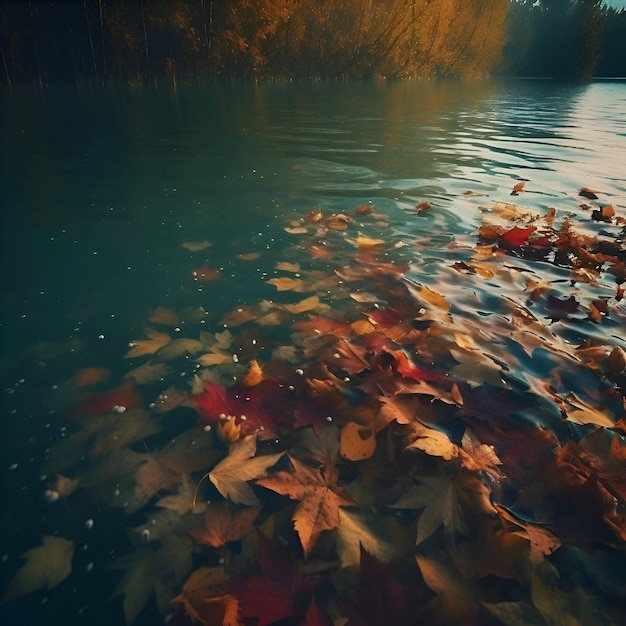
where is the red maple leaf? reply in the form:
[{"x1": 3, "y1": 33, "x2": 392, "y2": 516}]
[
  {"x1": 71, "y1": 379, "x2": 143, "y2": 417},
  {"x1": 499, "y1": 226, "x2": 537, "y2": 248},
  {"x1": 191, "y1": 380, "x2": 289, "y2": 437},
  {"x1": 232, "y1": 532, "x2": 318, "y2": 626},
  {"x1": 341, "y1": 546, "x2": 421, "y2": 626}
]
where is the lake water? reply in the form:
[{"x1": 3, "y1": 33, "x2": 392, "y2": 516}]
[{"x1": 1, "y1": 79, "x2": 625, "y2": 625}]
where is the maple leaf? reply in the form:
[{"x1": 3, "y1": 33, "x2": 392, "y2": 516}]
[
  {"x1": 127, "y1": 428, "x2": 218, "y2": 512},
  {"x1": 341, "y1": 546, "x2": 420, "y2": 626},
  {"x1": 2, "y1": 536, "x2": 74, "y2": 604},
  {"x1": 390, "y1": 470, "x2": 496, "y2": 545},
  {"x1": 109, "y1": 534, "x2": 194, "y2": 624},
  {"x1": 233, "y1": 532, "x2": 318, "y2": 626},
  {"x1": 70, "y1": 379, "x2": 143, "y2": 417},
  {"x1": 172, "y1": 566, "x2": 240, "y2": 626},
  {"x1": 449, "y1": 347, "x2": 506, "y2": 387},
  {"x1": 335, "y1": 508, "x2": 402, "y2": 568},
  {"x1": 125, "y1": 328, "x2": 172, "y2": 358},
  {"x1": 500, "y1": 226, "x2": 537, "y2": 247},
  {"x1": 403, "y1": 421, "x2": 459, "y2": 461},
  {"x1": 207, "y1": 435, "x2": 283, "y2": 505},
  {"x1": 189, "y1": 501, "x2": 261, "y2": 548},
  {"x1": 148, "y1": 305, "x2": 179, "y2": 325},
  {"x1": 416, "y1": 552, "x2": 476, "y2": 622},
  {"x1": 257, "y1": 455, "x2": 356, "y2": 558}
]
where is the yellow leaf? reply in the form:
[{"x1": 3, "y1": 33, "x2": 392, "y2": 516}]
[
  {"x1": 3, "y1": 536, "x2": 74, "y2": 603},
  {"x1": 125, "y1": 329, "x2": 172, "y2": 358},
  {"x1": 208, "y1": 435, "x2": 283, "y2": 505},
  {"x1": 236, "y1": 251, "x2": 262, "y2": 261},
  {"x1": 346, "y1": 232, "x2": 385, "y2": 250},
  {"x1": 242, "y1": 360, "x2": 263, "y2": 386},
  {"x1": 156, "y1": 338, "x2": 204, "y2": 360},
  {"x1": 340, "y1": 421, "x2": 376, "y2": 461},
  {"x1": 284, "y1": 295, "x2": 320, "y2": 314},
  {"x1": 182, "y1": 240, "x2": 212, "y2": 252},
  {"x1": 266, "y1": 277, "x2": 306, "y2": 292},
  {"x1": 350, "y1": 319, "x2": 377, "y2": 335},
  {"x1": 196, "y1": 352, "x2": 233, "y2": 367},
  {"x1": 417, "y1": 285, "x2": 449, "y2": 311},
  {"x1": 275, "y1": 261, "x2": 300, "y2": 272}
]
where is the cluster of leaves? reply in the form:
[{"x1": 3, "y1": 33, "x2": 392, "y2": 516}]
[{"x1": 4, "y1": 186, "x2": 626, "y2": 625}]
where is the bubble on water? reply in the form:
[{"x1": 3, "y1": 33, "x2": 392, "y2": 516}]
[
  {"x1": 85, "y1": 562, "x2": 94, "y2": 573},
  {"x1": 8, "y1": 463, "x2": 17, "y2": 471},
  {"x1": 43, "y1": 489, "x2": 59, "y2": 503},
  {"x1": 112, "y1": 405, "x2": 126, "y2": 414},
  {"x1": 295, "y1": 368, "x2": 304, "y2": 376},
  {"x1": 85, "y1": 519, "x2": 94, "y2": 530}
]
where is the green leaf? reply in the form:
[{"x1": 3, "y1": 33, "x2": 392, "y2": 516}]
[{"x1": 2, "y1": 536, "x2": 74, "y2": 604}]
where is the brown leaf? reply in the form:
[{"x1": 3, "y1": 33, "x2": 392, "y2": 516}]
[
  {"x1": 188, "y1": 502, "x2": 260, "y2": 548},
  {"x1": 257, "y1": 455, "x2": 356, "y2": 558}
]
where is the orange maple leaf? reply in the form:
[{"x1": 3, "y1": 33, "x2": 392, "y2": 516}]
[{"x1": 257, "y1": 456, "x2": 356, "y2": 559}]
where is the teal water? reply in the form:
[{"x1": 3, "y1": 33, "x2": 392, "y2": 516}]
[{"x1": 1, "y1": 80, "x2": 625, "y2": 625}]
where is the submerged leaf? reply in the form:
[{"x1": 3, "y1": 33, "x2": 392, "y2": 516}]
[
  {"x1": 3, "y1": 536, "x2": 74, "y2": 604},
  {"x1": 125, "y1": 329, "x2": 172, "y2": 358}
]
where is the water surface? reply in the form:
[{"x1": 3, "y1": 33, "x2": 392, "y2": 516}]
[{"x1": 1, "y1": 79, "x2": 625, "y2": 625}]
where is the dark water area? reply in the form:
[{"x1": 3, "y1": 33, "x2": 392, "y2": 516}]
[{"x1": 1, "y1": 79, "x2": 625, "y2": 626}]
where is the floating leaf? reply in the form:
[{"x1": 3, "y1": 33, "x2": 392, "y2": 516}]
[
  {"x1": 284, "y1": 295, "x2": 321, "y2": 314},
  {"x1": 208, "y1": 435, "x2": 283, "y2": 505},
  {"x1": 266, "y1": 277, "x2": 306, "y2": 292},
  {"x1": 275, "y1": 261, "x2": 300, "y2": 272},
  {"x1": 346, "y1": 232, "x2": 385, "y2": 250},
  {"x1": 257, "y1": 455, "x2": 356, "y2": 558}
]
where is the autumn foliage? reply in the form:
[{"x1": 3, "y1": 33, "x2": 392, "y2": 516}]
[{"x1": 5, "y1": 182, "x2": 626, "y2": 625}]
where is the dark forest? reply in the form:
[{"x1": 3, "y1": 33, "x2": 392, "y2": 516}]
[{"x1": 1, "y1": 0, "x2": 624, "y2": 88}]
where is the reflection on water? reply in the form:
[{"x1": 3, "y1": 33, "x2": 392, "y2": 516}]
[{"x1": 1, "y1": 79, "x2": 625, "y2": 626}]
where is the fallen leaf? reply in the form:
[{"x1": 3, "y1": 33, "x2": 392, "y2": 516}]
[
  {"x1": 266, "y1": 277, "x2": 306, "y2": 292},
  {"x1": 192, "y1": 265, "x2": 221, "y2": 281},
  {"x1": 72, "y1": 366, "x2": 110, "y2": 388},
  {"x1": 109, "y1": 534, "x2": 193, "y2": 624},
  {"x1": 125, "y1": 361, "x2": 170, "y2": 384},
  {"x1": 188, "y1": 502, "x2": 260, "y2": 548},
  {"x1": 208, "y1": 435, "x2": 283, "y2": 505},
  {"x1": 276, "y1": 261, "x2": 300, "y2": 272},
  {"x1": 125, "y1": 329, "x2": 172, "y2": 358},
  {"x1": 172, "y1": 566, "x2": 240, "y2": 626},
  {"x1": 579, "y1": 187, "x2": 599, "y2": 200},
  {"x1": 346, "y1": 232, "x2": 385, "y2": 250},
  {"x1": 416, "y1": 201, "x2": 434, "y2": 214},
  {"x1": 284, "y1": 295, "x2": 321, "y2": 314},
  {"x1": 257, "y1": 455, "x2": 356, "y2": 558},
  {"x1": 155, "y1": 338, "x2": 204, "y2": 360},
  {"x1": 182, "y1": 240, "x2": 212, "y2": 252},
  {"x1": 511, "y1": 181, "x2": 526, "y2": 195},
  {"x1": 2, "y1": 536, "x2": 74, "y2": 604},
  {"x1": 148, "y1": 306, "x2": 179, "y2": 326}
]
